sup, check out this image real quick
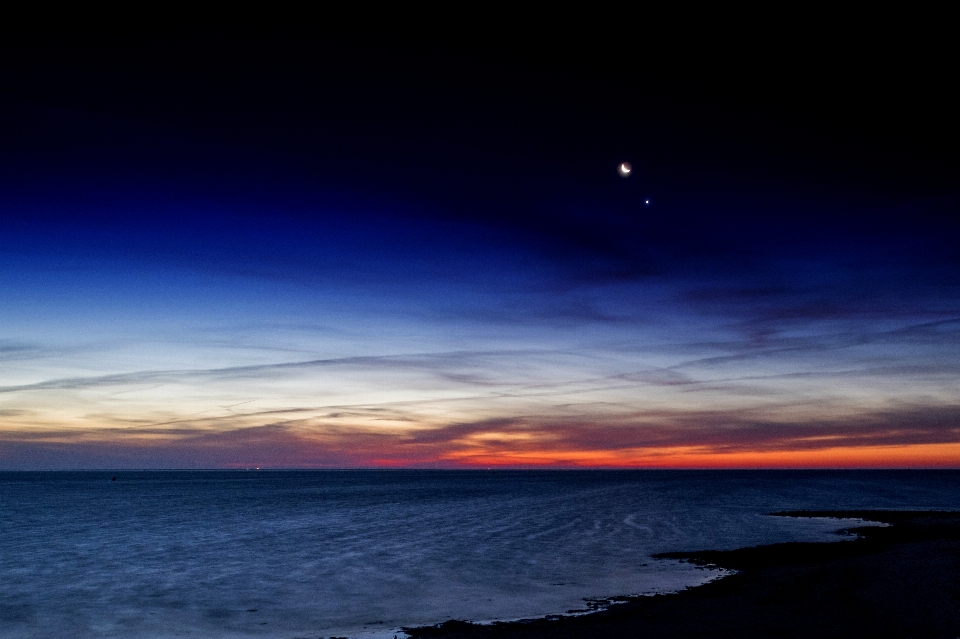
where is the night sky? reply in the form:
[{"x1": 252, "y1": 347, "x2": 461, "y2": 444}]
[{"x1": 2, "y1": 31, "x2": 958, "y2": 468}]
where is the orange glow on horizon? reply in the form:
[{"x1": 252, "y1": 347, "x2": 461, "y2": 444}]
[
  {"x1": 438, "y1": 442, "x2": 960, "y2": 469},
  {"x1": 5, "y1": 422, "x2": 960, "y2": 470}
]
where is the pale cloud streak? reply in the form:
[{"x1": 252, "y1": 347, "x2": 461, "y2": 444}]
[{"x1": 3, "y1": 246, "x2": 960, "y2": 469}]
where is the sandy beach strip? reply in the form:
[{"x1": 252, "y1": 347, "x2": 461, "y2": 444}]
[{"x1": 404, "y1": 510, "x2": 960, "y2": 639}]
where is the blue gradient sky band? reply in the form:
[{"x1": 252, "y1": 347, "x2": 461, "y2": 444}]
[{"x1": 2, "y1": 36, "x2": 959, "y2": 468}]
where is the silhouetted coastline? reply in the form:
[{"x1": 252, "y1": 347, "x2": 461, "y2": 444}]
[{"x1": 405, "y1": 511, "x2": 960, "y2": 638}]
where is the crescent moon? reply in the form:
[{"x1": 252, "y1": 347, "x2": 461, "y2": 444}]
[{"x1": 619, "y1": 162, "x2": 632, "y2": 176}]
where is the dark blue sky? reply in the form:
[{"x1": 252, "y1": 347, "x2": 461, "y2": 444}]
[{"x1": 2, "y1": 30, "x2": 959, "y2": 468}]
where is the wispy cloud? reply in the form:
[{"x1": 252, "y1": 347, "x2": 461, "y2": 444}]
[
  {"x1": 0, "y1": 349, "x2": 545, "y2": 394},
  {"x1": 4, "y1": 398, "x2": 960, "y2": 469},
  {"x1": 0, "y1": 340, "x2": 51, "y2": 362}
]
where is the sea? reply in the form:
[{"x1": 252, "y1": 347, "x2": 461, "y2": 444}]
[{"x1": 2, "y1": 469, "x2": 959, "y2": 639}]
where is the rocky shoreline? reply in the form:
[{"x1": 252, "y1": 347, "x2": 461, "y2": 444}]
[{"x1": 404, "y1": 510, "x2": 960, "y2": 638}]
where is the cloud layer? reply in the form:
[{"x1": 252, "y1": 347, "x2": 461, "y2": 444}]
[{"x1": 2, "y1": 38, "x2": 959, "y2": 469}]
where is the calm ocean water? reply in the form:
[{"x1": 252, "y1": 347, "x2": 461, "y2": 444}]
[{"x1": 2, "y1": 470, "x2": 959, "y2": 638}]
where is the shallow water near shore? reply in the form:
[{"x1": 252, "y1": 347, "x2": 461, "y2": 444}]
[{"x1": 2, "y1": 469, "x2": 959, "y2": 639}]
